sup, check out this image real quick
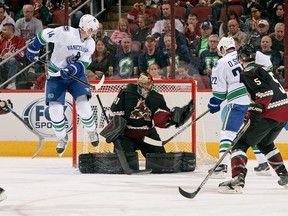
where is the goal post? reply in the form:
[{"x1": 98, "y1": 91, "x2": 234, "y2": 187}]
[{"x1": 72, "y1": 79, "x2": 215, "y2": 168}]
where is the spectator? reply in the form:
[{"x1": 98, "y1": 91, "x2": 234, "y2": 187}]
[
  {"x1": 15, "y1": 0, "x2": 52, "y2": 26},
  {"x1": 157, "y1": 19, "x2": 188, "y2": 52},
  {"x1": 248, "y1": 19, "x2": 270, "y2": 51},
  {"x1": 226, "y1": 19, "x2": 248, "y2": 46},
  {"x1": 138, "y1": 35, "x2": 165, "y2": 74},
  {"x1": 127, "y1": 0, "x2": 153, "y2": 25},
  {"x1": 198, "y1": 34, "x2": 221, "y2": 77},
  {"x1": 114, "y1": 35, "x2": 140, "y2": 79},
  {"x1": 15, "y1": 4, "x2": 43, "y2": 41},
  {"x1": 110, "y1": 18, "x2": 131, "y2": 45},
  {"x1": 95, "y1": 22, "x2": 117, "y2": 55},
  {"x1": 151, "y1": 2, "x2": 184, "y2": 39},
  {"x1": 243, "y1": 3, "x2": 265, "y2": 36},
  {"x1": 176, "y1": 65, "x2": 193, "y2": 79},
  {"x1": 260, "y1": 35, "x2": 282, "y2": 72},
  {"x1": 0, "y1": 23, "x2": 26, "y2": 89},
  {"x1": 269, "y1": 22, "x2": 284, "y2": 53},
  {"x1": 0, "y1": 4, "x2": 16, "y2": 34},
  {"x1": 161, "y1": 34, "x2": 191, "y2": 78},
  {"x1": 175, "y1": 1, "x2": 195, "y2": 20},
  {"x1": 184, "y1": 13, "x2": 201, "y2": 46},
  {"x1": 133, "y1": 15, "x2": 150, "y2": 49},
  {"x1": 85, "y1": 38, "x2": 114, "y2": 80},
  {"x1": 148, "y1": 63, "x2": 162, "y2": 79},
  {"x1": 270, "y1": 2, "x2": 284, "y2": 29},
  {"x1": 190, "y1": 20, "x2": 213, "y2": 58},
  {"x1": 218, "y1": 10, "x2": 245, "y2": 38}
]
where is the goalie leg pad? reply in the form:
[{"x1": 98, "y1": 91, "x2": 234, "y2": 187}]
[
  {"x1": 100, "y1": 116, "x2": 127, "y2": 143},
  {"x1": 78, "y1": 152, "x2": 139, "y2": 174}
]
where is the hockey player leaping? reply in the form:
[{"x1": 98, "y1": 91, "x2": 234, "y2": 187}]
[
  {"x1": 0, "y1": 99, "x2": 13, "y2": 202},
  {"x1": 218, "y1": 44, "x2": 288, "y2": 193},
  {"x1": 26, "y1": 14, "x2": 100, "y2": 156},
  {"x1": 207, "y1": 37, "x2": 269, "y2": 178}
]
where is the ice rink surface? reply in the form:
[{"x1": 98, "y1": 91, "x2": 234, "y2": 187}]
[{"x1": 0, "y1": 157, "x2": 288, "y2": 216}]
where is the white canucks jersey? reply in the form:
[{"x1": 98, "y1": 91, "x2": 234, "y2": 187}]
[
  {"x1": 38, "y1": 26, "x2": 95, "y2": 77},
  {"x1": 211, "y1": 51, "x2": 250, "y2": 105}
]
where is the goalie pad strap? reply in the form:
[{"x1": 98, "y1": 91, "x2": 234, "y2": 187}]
[{"x1": 100, "y1": 116, "x2": 127, "y2": 143}]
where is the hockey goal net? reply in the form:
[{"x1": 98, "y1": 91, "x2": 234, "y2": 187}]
[{"x1": 72, "y1": 79, "x2": 216, "y2": 167}]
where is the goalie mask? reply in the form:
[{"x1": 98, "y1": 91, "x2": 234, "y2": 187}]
[
  {"x1": 79, "y1": 14, "x2": 99, "y2": 37},
  {"x1": 137, "y1": 72, "x2": 154, "y2": 98}
]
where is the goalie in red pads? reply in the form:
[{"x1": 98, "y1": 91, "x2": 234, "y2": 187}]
[{"x1": 101, "y1": 72, "x2": 194, "y2": 157}]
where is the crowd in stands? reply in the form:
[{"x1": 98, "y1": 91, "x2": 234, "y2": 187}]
[{"x1": 0, "y1": 0, "x2": 286, "y2": 90}]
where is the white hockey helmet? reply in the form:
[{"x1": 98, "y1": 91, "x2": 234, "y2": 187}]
[
  {"x1": 217, "y1": 37, "x2": 235, "y2": 56},
  {"x1": 79, "y1": 14, "x2": 99, "y2": 37}
]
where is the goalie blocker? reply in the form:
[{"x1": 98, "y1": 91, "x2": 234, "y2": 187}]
[{"x1": 171, "y1": 99, "x2": 194, "y2": 127}]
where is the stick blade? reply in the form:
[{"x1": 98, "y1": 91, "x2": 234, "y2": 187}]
[
  {"x1": 178, "y1": 187, "x2": 199, "y2": 199},
  {"x1": 143, "y1": 136, "x2": 163, "y2": 146},
  {"x1": 32, "y1": 137, "x2": 45, "y2": 159},
  {"x1": 94, "y1": 74, "x2": 105, "y2": 90}
]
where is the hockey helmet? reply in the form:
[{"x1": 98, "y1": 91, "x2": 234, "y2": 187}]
[
  {"x1": 137, "y1": 72, "x2": 154, "y2": 98},
  {"x1": 217, "y1": 37, "x2": 235, "y2": 56},
  {"x1": 79, "y1": 14, "x2": 99, "y2": 37},
  {"x1": 238, "y1": 44, "x2": 256, "y2": 62}
]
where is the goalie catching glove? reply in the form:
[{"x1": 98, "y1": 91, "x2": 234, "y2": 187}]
[
  {"x1": 171, "y1": 99, "x2": 194, "y2": 127},
  {"x1": 0, "y1": 99, "x2": 13, "y2": 115},
  {"x1": 100, "y1": 116, "x2": 127, "y2": 143}
]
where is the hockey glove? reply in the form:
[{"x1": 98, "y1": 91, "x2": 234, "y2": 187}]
[
  {"x1": 0, "y1": 99, "x2": 13, "y2": 115},
  {"x1": 208, "y1": 97, "x2": 223, "y2": 114},
  {"x1": 60, "y1": 65, "x2": 77, "y2": 80},
  {"x1": 26, "y1": 43, "x2": 40, "y2": 62},
  {"x1": 247, "y1": 103, "x2": 263, "y2": 127},
  {"x1": 171, "y1": 99, "x2": 194, "y2": 127}
]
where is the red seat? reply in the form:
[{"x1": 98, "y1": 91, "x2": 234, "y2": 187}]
[
  {"x1": 175, "y1": 7, "x2": 186, "y2": 20},
  {"x1": 190, "y1": 6, "x2": 212, "y2": 23},
  {"x1": 50, "y1": 10, "x2": 72, "y2": 26},
  {"x1": 219, "y1": 5, "x2": 243, "y2": 22},
  {"x1": 129, "y1": 23, "x2": 139, "y2": 36},
  {"x1": 146, "y1": 8, "x2": 161, "y2": 23}
]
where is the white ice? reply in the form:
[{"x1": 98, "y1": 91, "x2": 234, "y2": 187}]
[{"x1": 0, "y1": 157, "x2": 287, "y2": 216}]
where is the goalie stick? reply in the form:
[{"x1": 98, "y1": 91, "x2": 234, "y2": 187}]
[
  {"x1": 96, "y1": 94, "x2": 151, "y2": 175},
  {"x1": 143, "y1": 109, "x2": 210, "y2": 146},
  {"x1": 178, "y1": 120, "x2": 251, "y2": 199},
  {"x1": 35, "y1": 57, "x2": 105, "y2": 90},
  {"x1": 10, "y1": 109, "x2": 45, "y2": 158}
]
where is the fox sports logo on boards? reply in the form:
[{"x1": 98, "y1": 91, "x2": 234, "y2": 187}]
[{"x1": 23, "y1": 98, "x2": 73, "y2": 137}]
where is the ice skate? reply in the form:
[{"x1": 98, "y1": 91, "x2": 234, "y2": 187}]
[
  {"x1": 254, "y1": 162, "x2": 271, "y2": 176},
  {"x1": 56, "y1": 135, "x2": 68, "y2": 157},
  {"x1": 218, "y1": 172, "x2": 246, "y2": 194},
  {"x1": 0, "y1": 187, "x2": 7, "y2": 202},
  {"x1": 278, "y1": 173, "x2": 288, "y2": 189},
  {"x1": 88, "y1": 130, "x2": 99, "y2": 147},
  {"x1": 209, "y1": 164, "x2": 228, "y2": 179}
]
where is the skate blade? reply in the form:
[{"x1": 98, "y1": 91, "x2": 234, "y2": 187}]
[
  {"x1": 255, "y1": 170, "x2": 272, "y2": 176},
  {"x1": 210, "y1": 172, "x2": 227, "y2": 179},
  {"x1": 218, "y1": 186, "x2": 243, "y2": 194},
  {"x1": 0, "y1": 193, "x2": 7, "y2": 202}
]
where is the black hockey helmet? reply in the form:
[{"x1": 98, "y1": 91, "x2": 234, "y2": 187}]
[{"x1": 238, "y1": 44, "x2": 256, "y2": 62}]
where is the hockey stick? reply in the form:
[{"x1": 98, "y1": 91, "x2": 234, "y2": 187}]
[
  {"x1": 35, "y1": 57, "x2": 105, "y2": 90},
  {"x1": 143, "y1": 109, "x2": 210, "y2": 146},
  {"x1": 96, "y1": 94, "x2": 151, "y2": 175},
  {"x1": 9, "y1": 109, "x2": 45, "y2": 158},
  {"x1": 178, "y1": 120, "x2": 251, "y2": 199}
]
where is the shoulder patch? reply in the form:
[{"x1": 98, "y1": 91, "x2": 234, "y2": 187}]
[{"x1": 213, "y1": 62, "x2": 218, "y2": 68}]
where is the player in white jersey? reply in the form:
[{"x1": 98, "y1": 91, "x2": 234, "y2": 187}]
[
  {"x1": 26, "y1": 14, "x2": 100, "y2": 156},
  {"x1": 208, "y1": 37, "x2": 270, "y2": 178}
]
